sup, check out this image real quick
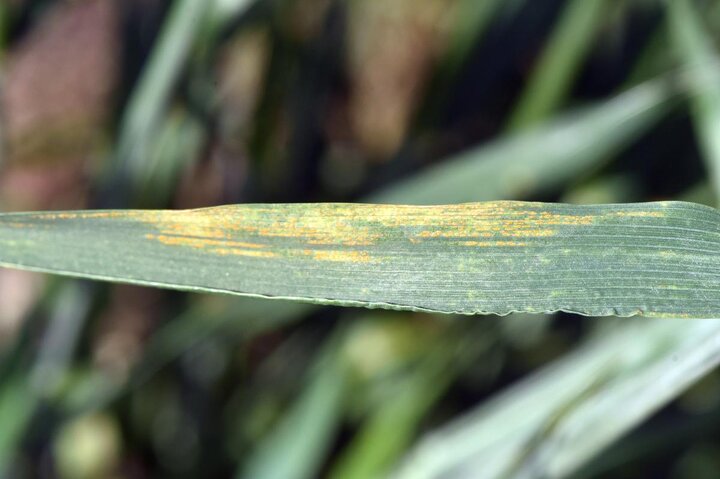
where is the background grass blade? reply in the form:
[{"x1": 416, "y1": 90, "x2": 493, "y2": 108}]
[
  {"x1": 111, "y1": 0, "x2": 209, "y2": 196},
  {"x1": 0, "y1": 372, "x2": 35, "y2": 472},
  {"x1": 212, "y1": 0, "x2": 256, "y2": 24},
  {"x1": 506, "y1": 0, "x2": 605, "y2": 130},
  {"x1": 392, "y1": 318, "x2": 720, "y2": 479},
  {"x1": 507, "y1": 320, "x2": 720, "y2": 478},
  {"x1": 669, "y1": 0, "x2": 720, "y2": 199},
  {"x1": 239, "y1": 328, "x2": 348, "y2": 479},
  {"x1": 372, "y1": 80, "x2": 672, "y2": 204},
  {"x1": 329, "y1": 322, "x2": 493, "y2": 479},
  {"x1": 29, "y1": 282, "x2": 93, "y2": 397},
  {"x1": 2, "y1": 201, "x2": 720, "y2": 317}
]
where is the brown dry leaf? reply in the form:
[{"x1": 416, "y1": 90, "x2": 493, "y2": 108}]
[
  {"x1": 347, "y1": 0, "x2": 456, "y2": 158},
  {"x1": 2, "y1": 0, "x2": 121, "y2": 165},
  {"x1": 217, "y1": 27, "x2": 271, "y2": 148},
  {"x1": 0, "y1": 162, "x2": 89, "y2": 210}
]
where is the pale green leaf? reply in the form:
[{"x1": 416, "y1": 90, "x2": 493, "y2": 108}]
[
  {"x1": 392, "y1": 318, "x2": 720, "y2": 479},
  {"x1": 112, "y1": 0, "x2": 210, "y2": 188},
  {"x1": 372, "y1": 80, "x2": 672, "y2": 204}
]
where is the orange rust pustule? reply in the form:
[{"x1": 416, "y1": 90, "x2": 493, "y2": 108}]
[
  {"x1": 611, "y1": 210, "x2": 665, "y2": 218},
  {"x1": 148, "y1": 234, "x2": 267, "y2": 250},
  {"x1": 459, "y1": 241, "x2": 529, "y2": 247},
  {"x1": 304, "y1": 250, "x2": 374, "y2": 263},
  {"x1": 147, "y1": 206, "x2": 381, "y2": 247},
  {"x1": 146, "y1": 234, "x2": 277, "y2": 259}
]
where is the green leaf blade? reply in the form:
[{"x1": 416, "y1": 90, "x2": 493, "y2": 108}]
[
  {"x1": 1, "y1": 201, "x2": 720, "y2": 318},
  {"x1": 669, "y1": 0, "x2": 720, "y2": 198},
  {"x1": 372, "y1": 80, "x2": 672, "y2": 205}
]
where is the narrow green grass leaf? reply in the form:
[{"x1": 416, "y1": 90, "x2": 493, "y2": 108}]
[
  {"x1": 0, "y1": 373, "x2": 36, "y2": 473},
  {"x1": 0, "y1": 2, "x2": 8, "y2": 65},
  {"x1": 506, "y1": 0, "x2": 605, "y2": 130},
  {"x1": 669, "y1": 0, "x2": 720, "y2": 198},
  {"x1": 30, "y1": 282, "x2": 92, "y2": 397},
  {"x1": 330, "y1": 323, "x2": 492, "y2": 479},
  {"x1": 626, "y1": 26, "x2": 671, "y2": 86},
  {"x1": 373, "y1": 80, "x2": 672, "y2": 204},
  {"x1": 239, "y1": 331, "x2": 348, "y2": 479},
  {"x1": 392, "y1": 318, "x2": 720, "y2": 479},
  {"x1": 112, "y1": 0, "x2": 209, "y2": 189},
  {"x1": 331, "y1": 360, "x2": 451, "y2": 479},
  {"x1": 135, "y1": 111, "x2": 206, "y2": 208},
  {"x1": 213, "y1": 0, "x2": 255, "y2": 23},
  {"x1": 1, "y1": 201, "x2": 720, "y2": 318}
]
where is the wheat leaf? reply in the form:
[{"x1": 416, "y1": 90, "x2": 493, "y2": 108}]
[{"x1": 1, "y1": 201, "x2": 719, "y2": 318}]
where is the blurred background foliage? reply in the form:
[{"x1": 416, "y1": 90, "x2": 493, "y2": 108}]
[{"x1": 2, "y1": 0, "x2": 720, "y2": 477}]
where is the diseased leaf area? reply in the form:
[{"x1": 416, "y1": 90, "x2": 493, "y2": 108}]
[{"x1": 1, "y1": 201, "x2": 718, "y2": 317}]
